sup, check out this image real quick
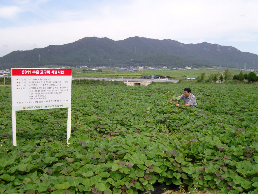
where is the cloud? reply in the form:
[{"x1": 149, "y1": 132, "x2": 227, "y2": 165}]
[
  {"x1": 0, "y1": 6, "x2": 22, "y2": 19},
  {"x1": 0, "y1": 0, "x2": 258, "y2": 56},
  {"x1": 64, "y1": 0, "x2": 257, "y2": 42}
]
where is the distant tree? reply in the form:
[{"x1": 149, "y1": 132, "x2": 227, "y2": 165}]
[
  {"x1": 248, "y1": 72, "x2": 258, "y2": 82},
  {"x1": 206, "y1": 74, "x2": 219, "y2": 82},
  {"x1": 238, "y1": 71, "x2": 244, "y2": 81},
  {"x1": 224, "y1": 69, "x2": 233, "y2": 81},
  {"x1": 233, "y1": 74, "x2": 239, "y2": 80},
  {"x1": 244, "y1": 73, "x2": 248, "y2": 79},
  {"x1": 141, "y1": 75, "x2": 150, "y2": 79},
  {"x1": 213, "y1": 74, "x2": 219, "y2": 82},
  {"x1": 197, "y1": 73, "x2": 206, "y2": 82},
  {"x1": 219, "y1": 74, "x2": 224, "y2": 83},
  {"x1": 206, "y1": 74, "x2": 214, "y2": 82}
]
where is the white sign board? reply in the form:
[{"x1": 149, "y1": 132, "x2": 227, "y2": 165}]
[{"x1": 11, "y1": 68, "x2": 72, "y2": 146}]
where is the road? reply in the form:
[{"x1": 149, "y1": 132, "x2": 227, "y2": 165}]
[{"x1": 72, "y1": 77, "x2": 179, "y2": 83}]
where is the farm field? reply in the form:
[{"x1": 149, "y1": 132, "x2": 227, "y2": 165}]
[
  {"x1": 0, "y1": 81, "x2": 258, "y2": 194},
  {"x1": 72, "y1": 67, "x2": 251, "y2": 80}
]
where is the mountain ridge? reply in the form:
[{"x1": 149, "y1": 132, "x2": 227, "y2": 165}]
[{"x1": 0, "y1": 36, "x2": 258, "y2": 69}]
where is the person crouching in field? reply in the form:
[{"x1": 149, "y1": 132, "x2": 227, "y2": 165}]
[{"x1": 170, "y1": 88, "x2": 197, "y2": 107}]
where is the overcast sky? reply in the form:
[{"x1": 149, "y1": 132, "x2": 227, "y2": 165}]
[{"x1": 0, "y1": 0, "x2": 258, "y2": 57}]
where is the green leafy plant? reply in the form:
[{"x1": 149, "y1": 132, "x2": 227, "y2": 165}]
[{"x1": 0, "y1": 82, "x2": 258, "y2": 193}]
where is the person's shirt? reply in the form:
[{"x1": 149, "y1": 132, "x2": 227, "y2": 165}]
[{"x1": 180, "y1": 94, "x2": 197, "y2": 106}]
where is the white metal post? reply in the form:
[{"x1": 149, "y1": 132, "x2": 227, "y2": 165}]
[
  {"x1": 12, "y1": 110, "x2": 17, "y2": 146},
  {"x1": 67, "y1": 107, "x2": 71, "y2": 145}
]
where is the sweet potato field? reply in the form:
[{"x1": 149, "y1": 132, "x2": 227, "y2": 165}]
[{"x1": 0, "y1": 82, "x2": 258, "y2": 194}]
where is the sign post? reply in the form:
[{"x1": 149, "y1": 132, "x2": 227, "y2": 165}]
[{"x1": 11, "y1": 68, "x2": 72, "y2": 146}]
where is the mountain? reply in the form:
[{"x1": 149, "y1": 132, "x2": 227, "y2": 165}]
[{"x1": 0, "y1": 36, "x2": 258, "y2": 69}]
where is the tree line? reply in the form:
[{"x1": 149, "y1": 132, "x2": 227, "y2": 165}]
[{"x1": 197, "y1": 70, "x2": 258, "y2": 83}]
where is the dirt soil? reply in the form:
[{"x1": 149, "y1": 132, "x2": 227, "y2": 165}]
[{"x1": 163, "y1": 184, "x2": 219, "y2": 194}]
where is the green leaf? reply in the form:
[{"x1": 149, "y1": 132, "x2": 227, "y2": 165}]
[
  {"x1": 68, "y1": 177, "x2": 81, "y2": 187},
  {"x1": 106, "y1": 178, "x2": 115, "y2": 185},
  {"x1": 119, "y1": 167, "x2": 130, "y2": 174},
  {"x1": 153, "y1": 166, "x2": 162, "y2": 173},
  {"x1": 141, "y1": 179, "x2": 148, "y2": 185},
  {"x1": 43, "y1": 157, "x2": 56, "y2": 164},
  {"x1": 7, "y1": 166, "x2": 17, "y2": 174},
  {"x1": 241, "y1": 180, "x2": 252, "y2": 189},
  {"x1": 21, "y1": 156, "x2": 33, "y2": 163},
  {"x1": 111, "y1": 163, "x2": 119, "y2": 171},
  {"x1": 0, "y1": 159, "x2": 6, "y2": 168},
  {"x1": 60, "y1": 166, "x2": 73, "y2": 175},
  {"x1": 54, "y1": 182, "x2": 70, "y2": 190},
  {"x1": 252, "y1": 181, "x2": 258, "y2": 188},
  {"x1": 166, "y1": 171, "x2": 174, "y2": 178},
  {"x1": 134, "y1": 182, "x2": 143, "y2": 190},
  {"x1": 82, "y1": 171, "x2": 93, "y2": 177},
  {"x1": 82, "y1": 178, "x2": 93, "y2": 189},
  {"x1": 125, "y1": 181, "x2": 133, "y2": 189},
  {"x1": 233, "y1": 175, "x2": 244, "y2": 185},
  {"x1": 36, "y1": 184, "x2": 48, "y2": 193},
  {"x1": 173, "y1": 172, "x2": 181, "y2": 179},
  {"x1": 0, "y1": 174, "x2": 15, "y2": 182},
  {"x1": 0, "y1": 187, "x2": 6, "y2": 194},
  {"x1": 205, "y1": 164, "x2": 214, "y2": 173},
  {"x1": 181, "y1": 173, "x2": 188, "y2": 179},
  {"x1": 204, "y1": 175, "x2": 212, "y2": 180},
  {"x1": 25, "y1": 189, "x2": 35, "y2": 194},
  {"x1": 56, "y1": 163, "x2": 64, "y2": 167},
  {"x1": 17, "y1": 163, "x2": 28, "y2": 171},
  {"x1": 154, "y1": 161, "x2": 163, "y2": 166},
  {"x1": 65, "y1": 190, "x2": 74, "y2": 194},
  {"x1": 135, "y1": 170, "x2": 144, "y2": 177},
  {"x1": 90, "y1": 175, "x2": 102, "y2": 184},
  {"x1": 137, "y1": 164, "x2": 147, "y2": 170},
  {"x1": 65, "y1": 157, "x2": 74, "y2": 163},
  {"x1": 30, "y1": 171, "x2": 39, "y2": 184},
  {"x1": 104, "y1": 189, "x2": 112, "y2": 194},
  {"x1": 99, "y1": 172, "x2": 110, "y2": 178},
  {"x1": 233, "y1": 186, "x2": 243, "y2": 193},
  {"x1": 126, "y1": 188, "x2": 134, "y2": 194},
  {"x1": 110, "y1": 171, "x2": 122, "y2": 180},
  {"x1": 148, "y1": 174, "x2": 157, "y2": 184},
  {"x1": 52, "y1": 143, "x2": 60, "y2": 149},
  {"x1": 114, "y1": 180, "x2": 124, "y2": 188},
  {"x1": 145, "y1": 183, "x2": 154, "y2": 191},
  {"x1": 181, "y1": 166, "x2": 193, "y2": 174},
  {"x1": 113, "y1": 188, "x2": 121, "y2": 194},
  {"x1": 172, "y1": 96, "x2": 181, "y2": 101},
  {"x1": 172, "y1": 178, "x2": 181, "y2": 185},
  {"x1": 145, "y1": 160, "x2": 154, "y2": 167},
  {"x1": 95, "y1": 182, "x2": 107, "y2": 191},
  {"x1": 175, "y1": 153, "x2": 184, "y2": 163},
  {"x1": 130, "y1": 153, "x2": 147, "y2": 165},
  {"x1": 51, "y1": 190, "x2": 65, "y2": 194},
  {"x1": 23, "y1": 177, "x2": 32, "y2": 184}
]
